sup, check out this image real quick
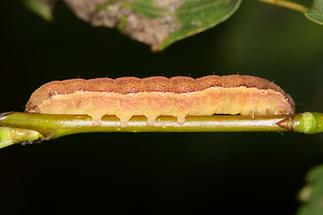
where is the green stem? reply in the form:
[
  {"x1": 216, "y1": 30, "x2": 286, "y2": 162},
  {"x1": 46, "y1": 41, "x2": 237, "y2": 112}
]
[
  {"x1": 0, "y1": 112, "x2": 322, "y2": 149},
  {"x1": 293, "y1": 112, "x2": 323, "y2": 134},
  {"x1": 0, "y1": 112, "x2": 288, "y2": 136},
  {"x1": 258, "y1": 0, "x2": 308, "y2": 13},
  {"x1": 0, "y1": 126, "x2": 43, "y2": 149}
]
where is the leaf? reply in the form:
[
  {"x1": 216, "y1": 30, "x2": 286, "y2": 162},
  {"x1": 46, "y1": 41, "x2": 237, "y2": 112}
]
[
  {"x1": 159, "y1": 0, "x2": 242, "y2": 49},
  {"x1": 297, "y1": 164, "x2": 323, "y2": 215},
  {"x1": 305, "y1": 0, "x2": 323, "y2": 25},
  {"x1": 64, "y1": 0, "x2": 241, "y2": 51},
  {"x1": 23, "y1": 0, "x2": 54, "y2": 21}
]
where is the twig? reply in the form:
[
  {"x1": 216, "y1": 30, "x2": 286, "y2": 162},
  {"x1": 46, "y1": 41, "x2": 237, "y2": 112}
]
[
  {"x1": 0, "y1": 112, "x2": 322, "y2": 149},
  {"x1": 0, "y1": 126, "x2": 43, "y2": 149},
  {"x1": 258, "y1": 0, "x2": 308, "y2": 13}
]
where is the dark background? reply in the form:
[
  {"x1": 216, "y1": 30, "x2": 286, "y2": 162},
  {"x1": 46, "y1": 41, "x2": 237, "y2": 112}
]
[{"x1": 1, "y1": 0, "x2": 323, "y2": 214}]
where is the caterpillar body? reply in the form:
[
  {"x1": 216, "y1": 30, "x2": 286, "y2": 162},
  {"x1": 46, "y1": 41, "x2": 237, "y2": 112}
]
[{"x1": 26, "y1": 75, "x2": 295, "y2": 127}]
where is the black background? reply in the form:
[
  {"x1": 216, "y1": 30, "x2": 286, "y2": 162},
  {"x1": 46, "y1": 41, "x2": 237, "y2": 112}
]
[{"x1": 1, "y1": 1, "x2": 323, "y2": 214}]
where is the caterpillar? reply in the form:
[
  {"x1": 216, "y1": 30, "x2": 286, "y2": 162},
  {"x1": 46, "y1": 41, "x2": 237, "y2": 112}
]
[{"x1": 25, "y1": 75, "x2": 295, "y2": 127}]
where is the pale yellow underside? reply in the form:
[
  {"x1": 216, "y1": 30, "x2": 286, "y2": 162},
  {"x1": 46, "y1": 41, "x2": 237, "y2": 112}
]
[{"x1": 33, "y1": 87, "x2": 293, "y2": 126}]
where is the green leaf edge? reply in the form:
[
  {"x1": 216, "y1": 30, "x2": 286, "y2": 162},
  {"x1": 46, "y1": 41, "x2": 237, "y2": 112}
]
[
  {"x1": 22, "y1": 0, "x2": 53, "y2": 21},
  {"x1": 305, "y1": 12, "x2": 323, "y2": 25},
  {"x1": 305, "y1": 0, "x2": 323, "y2": 25},
  {"x1": 297, "y1": 164, "x2": 323, "y2": 215},
  {"x1": 159, "y1": 0, "x2": 242, "y2": 50}
]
